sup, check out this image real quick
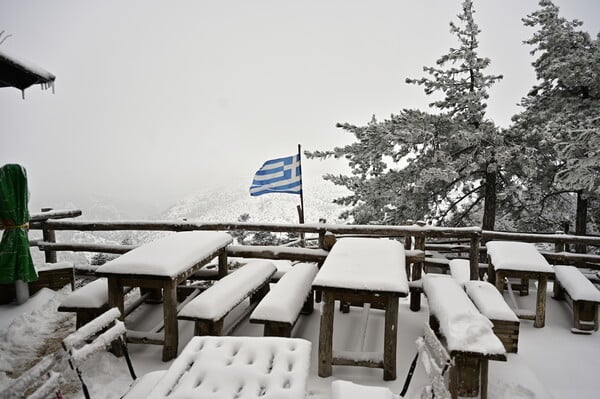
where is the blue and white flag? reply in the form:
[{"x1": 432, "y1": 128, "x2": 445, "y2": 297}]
[{"x1": 249, "y1": 154, "x2": 302, "y2": 196}]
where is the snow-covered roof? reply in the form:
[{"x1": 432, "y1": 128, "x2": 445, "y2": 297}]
[
  {"x1": 95, "y1": 231, "x2": 232, "y2": 278},
  {"x1": 312, "y1": 237, "x2": 409, "y2": 294},
  {"x1": 0, "y1": 49, "x2": 55, "y2": 93}
]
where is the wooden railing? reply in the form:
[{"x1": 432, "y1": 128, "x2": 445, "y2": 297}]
[{"x1": 25, "y1": 209, "x2": 600, "y2": 278}]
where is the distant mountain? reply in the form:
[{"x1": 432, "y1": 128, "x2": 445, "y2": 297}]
[
  {"x1": 31, "y1": 179, "x2": 351, "y2": 266},
  {"x1": 162, "y1": 180, "x2": 350, "y2": 225}
]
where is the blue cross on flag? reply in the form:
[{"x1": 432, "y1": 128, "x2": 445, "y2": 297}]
[{"x1": 249, "y1": 154, "x2": 302, "y2": 196}]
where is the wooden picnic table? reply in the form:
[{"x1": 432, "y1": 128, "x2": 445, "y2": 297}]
[
  {"x1": 486, "y1": 241, "x2": 554, "y2": 328},
  {"x1": 312, "y1": 237, "x2": 409, "y2": 380},
  {"x1": 95, "y1": 231, "x2": 232, "y2": 361}
]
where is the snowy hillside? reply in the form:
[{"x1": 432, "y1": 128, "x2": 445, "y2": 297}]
[
  {"x1": 161, "y1": 179, "x2": 350, "y2": 224},
  {"x1": 30, "y1": 179, "x2": 350, "y2": 266}
]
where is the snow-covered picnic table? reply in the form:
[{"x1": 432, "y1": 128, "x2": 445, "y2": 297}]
[
  {"x1": 123, "y1": 335, "x2": 312, "y2": 399},
  {"x1": 95, "y1": 231, "x2": 232, "y2": 361},
  {"x1": 312, "y1": 237, "x2": 409, "y2": 380},
  {"x1": 485, "y1": 241, "x2": 554, "y2": 328}
]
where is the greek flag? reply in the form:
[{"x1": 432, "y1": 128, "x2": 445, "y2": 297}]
[{"x1": 250, "y1": 154, "x2": 302, "y2": 196}]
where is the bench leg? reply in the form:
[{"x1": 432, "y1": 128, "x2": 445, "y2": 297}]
[
  {"x1": 455, "y1": 356, "x2": 480, "y2": 397},
  {"x1": 194, "y1": 319, "x2": 224, "y2": 336},
  {"x1": 383, "y1": 296, "x2": 398, "y2": 381},
  {"x1": 301, "y1": 289, "x2": 314, "y2": 315},
  {"x1": 534, "y1": 276, "x2": 547, "y2": 328},
  {"x1": 218, "y1": 251, "x2": 228, "y2": 279},
  {"x1": 163, "y1": 282, "x2": 179, "y2": 361},
  {"x1": 264, "y1": 323, "x2": 292, "y2": 337},
  {"x1": 574, "y1": 301, "x2": 598, "y2": 331},
  {"x1": 318, "y1": 291, "x2": 334, "y2": 378},
  {"x1": 552, "y1": 279, "x2": 564, "y2": 300}
]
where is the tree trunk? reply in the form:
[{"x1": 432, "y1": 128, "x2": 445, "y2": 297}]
[
  {"x1": 482, "y1": 166, "x2": 497, "y2": 231},
  {"x1": 575, "y1": 191, "x2": 588, "y2": 254}
]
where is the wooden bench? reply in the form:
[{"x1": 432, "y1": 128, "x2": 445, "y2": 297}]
[
  {"x1": 250, "y1": 262, "x2": 318, "y2": 337},
  {"x1": 553, "y1": 265, "x2": 600, "y2": 334},
  {"x1": 423, "y1": 275, "x2": 507, "y2": 399},
  {"x1": 464, "y1": 280, "x2": 520, "y2": 353},
  {"x1": 58, "y1": 278, "x2": 139, "y2": 328},
  {"x1": 486, "y1": 241, "x2": 554, "y2": 328},
  {"x1": 178, "y1": 261, "x2": 277, "y2": 336}
]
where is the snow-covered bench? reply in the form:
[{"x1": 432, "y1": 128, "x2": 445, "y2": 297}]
[
  {"x1": 58, "y1": 278, "x2": 111, "y2": 328},
  {"x1": 250, "y1": 262, "x2": 318, "y2": 337},
  {"x1": 449, "y1": 258, "x2": 470, "y2": 286},
  {"x1": 464, "y1": 280, "x2": 520, "y2": 353},
  {"x1": 58, "y1": 278, "x2": 140, "y2": 328},
  {"x1": 423, "y1": 274, "x2": 507, "y2": 399},
  {"x1": 486, "y1": 241, "x2": 554, "y2": 328},
  {"x1": 178, "y1": 261, "x2": 277, "y2": 336},
  {"x1": 553, "y1": 265, "x2": 600, "y2": 334}
]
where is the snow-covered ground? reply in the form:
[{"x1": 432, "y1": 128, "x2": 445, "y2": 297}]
[{"x1": 1, "y1": 280, "x2": 599, "y2": 398}]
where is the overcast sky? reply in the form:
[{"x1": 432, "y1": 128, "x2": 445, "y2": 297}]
[{"x1": 1, "y1": 0, "x2": 599, "y2": 216}]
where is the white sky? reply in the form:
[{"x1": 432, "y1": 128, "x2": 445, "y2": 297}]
[{"x1": 1, "y1": 0, "x2": 599, "y2": 215}]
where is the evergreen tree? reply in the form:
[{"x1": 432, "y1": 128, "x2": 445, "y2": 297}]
[
  {"x1": 308, "y1": 0, "x2": 506, "y2": 228},
  {"x1": 511, "y1": 0, "x2": 600, "y2": 236}
]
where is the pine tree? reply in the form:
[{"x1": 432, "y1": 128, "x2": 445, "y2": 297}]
[
  {"x1": 512, "y1": 0, "x2": 600, "y2": 237},
  {"x1": 308, "y1": 0, "x2": 506, "y2": 228}
]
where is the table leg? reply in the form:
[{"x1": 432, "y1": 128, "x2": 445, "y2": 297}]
[
  {"x1": 318, "y1": 291, "x2": 334, "y2": 377},
  {"x1": 107, "y1": 278, "x2": 125, "y2": 356},
  {"x1": 218, "y1": 251, "x2": 228, "y2": 279},
  {"x1": 534, "y1": 275, "x2": 547, "y2": 328},
  {"x1": 384, "y1": 296, "x2": 398, "y2": 380},
  {"x1": 163, "y1": 280, "x2": 179, "y2": 361}
]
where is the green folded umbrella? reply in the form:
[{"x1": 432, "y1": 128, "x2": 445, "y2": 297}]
[{"x1": 0, "y1": 164, "x2": 37, "y2": 284}]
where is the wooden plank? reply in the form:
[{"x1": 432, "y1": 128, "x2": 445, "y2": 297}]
[{"x1": 332, "y1": 356, "x2": 384, "y2": 369}]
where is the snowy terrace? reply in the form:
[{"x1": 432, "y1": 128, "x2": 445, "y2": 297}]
[{"x1": 1, "y1": 209, "x2": 600, "y2": 398}]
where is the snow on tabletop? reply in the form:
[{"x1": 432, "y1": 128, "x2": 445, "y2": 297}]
[
  {"x1": 250, "y1": 263, "x2": 318, "y2": 324},
  {"x1": 449, "y1": 259, "x2": 470, "y2": 286},
  {"x1": 59, "y1": 278, "x2": 107, "y2": 309},
  {"x1": 178, "y1": 261, "x2": 276, "y2": 321},
  {"x1": 95, "y1": 231, "x2": 232, "y2": 277},
  {"x1": 464, "y1": 281, "x2": 519, "y2": 322},
  {"x1": 331, "y1": 380, "x2": 399, "y2": 399},
  {"x1": 312, "y1": 238, "x2": 408, "y2": 294},
  {"x1": 554, "y1": 265, "x2": 600, "y2": 302},
  {"x1": 423, "y1": 275, "x2": 506, "y2": 355},
  {"x1": 145, "y1": 336, "x2": 311, "y2": 399},
  {"x1": 485, "y1": 241, "x2": 552, "y2": 273}
]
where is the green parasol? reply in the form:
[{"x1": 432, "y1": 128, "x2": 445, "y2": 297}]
[{"x1": 0, "y1": 164, "x2": 37, "y2": 284}]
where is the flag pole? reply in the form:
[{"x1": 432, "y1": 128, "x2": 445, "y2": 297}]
[
  {"x1": 297, "y1": 144, "x2": 305, "y2": 247},
  {"x1": 297, "y1": 143, "x2": 305, "y2": 224}
]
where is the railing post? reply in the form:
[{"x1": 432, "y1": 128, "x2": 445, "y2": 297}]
[
  {"x1": 470, "y1": 235, "x2": 480, "y2": 280},
  {"x1": 410, "y1": 221, "x2": 426, "y2": 312},
  {"x1": 40, "y1": 207, "x2": 57, "y2": 263},
  {"x1": 555, "y1": 231, "x2": 565, "y2": 253}
]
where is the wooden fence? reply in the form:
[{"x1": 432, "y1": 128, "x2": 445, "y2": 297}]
[{"x1": 24, "y1": 209, "x2": 600, "y2": 278}]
